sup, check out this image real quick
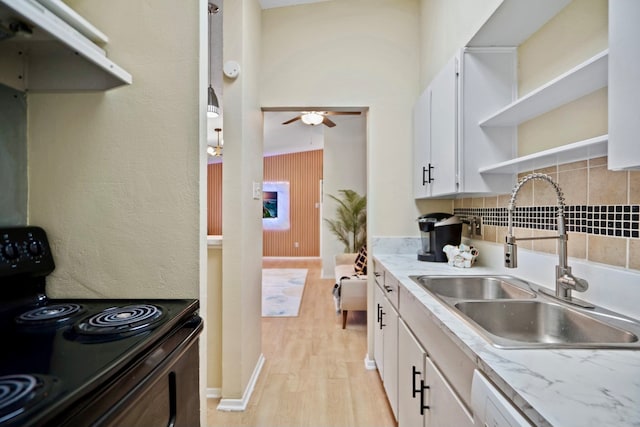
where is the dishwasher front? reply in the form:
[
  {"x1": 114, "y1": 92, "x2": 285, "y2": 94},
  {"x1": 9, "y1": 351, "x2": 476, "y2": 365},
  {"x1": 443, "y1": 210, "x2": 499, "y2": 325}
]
[{"x1": 471, "y1": 370, "x2": 533, "y2": 427}]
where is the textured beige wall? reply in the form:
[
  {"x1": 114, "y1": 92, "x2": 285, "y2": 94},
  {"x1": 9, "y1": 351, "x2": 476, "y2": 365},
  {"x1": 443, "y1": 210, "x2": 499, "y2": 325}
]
[
  {"x1": 221, "y1": 0, "x2": 264, "y2": 400},
  {"x1": 207, "y1": 246, "x2": 223, "y2": 389},
  {"x1": 261, "y1": 0, "x2": 421, "y2": 238},
  {"x1": 28, "y1": 0, "x2": 201, "y2": 299},
  {"x1": 419, "y1": 0, "x2": 502, "y2": 89}
]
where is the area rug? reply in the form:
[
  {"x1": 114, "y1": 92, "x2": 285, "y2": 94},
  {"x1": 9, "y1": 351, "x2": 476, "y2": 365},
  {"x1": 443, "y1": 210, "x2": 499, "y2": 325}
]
[{"x1": 262, "y1": 268, "x2": 308, "y2": 317}]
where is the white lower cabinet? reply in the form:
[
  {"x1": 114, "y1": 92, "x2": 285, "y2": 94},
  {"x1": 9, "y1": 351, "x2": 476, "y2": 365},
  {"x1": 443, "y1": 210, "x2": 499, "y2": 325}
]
[
  {"x1": 398, "y1": 319, "x2": 427, "y2": 427},
  {"x1": 374, "y1": 281, "x2": 399, "y2": 420},
  {"x1": 425, "y1": 357, "x2": 474, "y2": 427},
  {"x1": 398, "y1": 320, "x2": 474, "y2": 427},
  {"x1": 374, "y1": 283, "x2": 384, "y2": 376}
]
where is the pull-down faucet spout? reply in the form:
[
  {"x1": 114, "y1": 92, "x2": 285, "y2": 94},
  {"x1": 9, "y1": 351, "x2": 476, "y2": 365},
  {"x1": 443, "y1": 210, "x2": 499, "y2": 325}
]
[{"x1": 504, "y1": 173, "x2": 592, "y2": 308}]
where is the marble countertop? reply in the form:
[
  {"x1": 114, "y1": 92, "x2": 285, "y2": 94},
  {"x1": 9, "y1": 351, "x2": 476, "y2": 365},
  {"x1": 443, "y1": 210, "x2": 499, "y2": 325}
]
[
  {"x1": 374, "y1": 253, "x2": 640, "y2": 427},
  {"x1": 207, "y1": 235, "x2": 223, "y2": 247}
]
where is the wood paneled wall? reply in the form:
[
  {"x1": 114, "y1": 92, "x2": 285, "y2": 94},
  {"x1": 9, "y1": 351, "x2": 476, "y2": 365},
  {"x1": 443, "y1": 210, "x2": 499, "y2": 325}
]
[
  {"x1": 207, "y1": 163, "x2": 222, "y2": 235},
  {"x1": 207, "y1": 150, "x2": 323, "y2": 256},
  {"x1": 263, "y1": 150, "x2": 323, "y2": 257}
]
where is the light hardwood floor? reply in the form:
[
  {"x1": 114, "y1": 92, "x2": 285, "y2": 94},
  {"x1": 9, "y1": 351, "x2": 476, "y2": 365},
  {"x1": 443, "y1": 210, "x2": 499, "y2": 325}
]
[{"x1": 207, "y1": 258, "x2": 396, "y2": 427}]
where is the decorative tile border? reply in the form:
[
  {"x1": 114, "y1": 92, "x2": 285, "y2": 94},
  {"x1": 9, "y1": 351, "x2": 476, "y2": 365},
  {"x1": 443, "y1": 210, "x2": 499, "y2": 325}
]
[{"x1": 454, "y1": 205, "x2": 640, "y2": 239}]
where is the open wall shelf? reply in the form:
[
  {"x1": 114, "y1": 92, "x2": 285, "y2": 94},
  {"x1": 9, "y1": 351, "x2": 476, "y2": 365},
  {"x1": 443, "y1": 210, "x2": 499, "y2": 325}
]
[
  {"x1": 479, "y1": 134, "x2": 608, "y2": 174},
  {"x1": 0, "y1": 0, "x2": 131, "y2": 92},
  {"x1": 479, "y1": 50, "x2": 608, "y2": 127}
]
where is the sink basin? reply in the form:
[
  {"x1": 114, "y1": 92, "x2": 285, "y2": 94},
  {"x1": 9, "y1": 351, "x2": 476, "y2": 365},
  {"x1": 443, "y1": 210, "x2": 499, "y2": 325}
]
[
  {"x1": 410, "y1": 274, "x2": 640, "y2": 349},
  {"x1": 454, "y1": 300, "x2": 639, "y2": 349},
  {"x1": 412, "y1": 275, "x2": 536, "y2": 300}
]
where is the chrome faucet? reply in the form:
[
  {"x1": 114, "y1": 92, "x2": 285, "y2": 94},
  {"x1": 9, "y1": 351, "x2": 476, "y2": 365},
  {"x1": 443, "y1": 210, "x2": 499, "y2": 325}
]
[{"x1": 504, "y1": 173, "x2": 592, "y2": 308}]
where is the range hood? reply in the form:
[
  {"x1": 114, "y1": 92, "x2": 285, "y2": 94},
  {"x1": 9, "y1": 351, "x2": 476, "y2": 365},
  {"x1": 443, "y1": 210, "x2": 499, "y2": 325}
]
[{"x1": 0, "y1": 0, "x2": 132, "y2": 92}]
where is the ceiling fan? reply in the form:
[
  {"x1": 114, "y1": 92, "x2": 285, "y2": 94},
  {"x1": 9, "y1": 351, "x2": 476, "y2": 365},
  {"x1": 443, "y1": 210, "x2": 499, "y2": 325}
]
[{"x1": 281, "y1": 111, "x2": 361, "y2": 128}]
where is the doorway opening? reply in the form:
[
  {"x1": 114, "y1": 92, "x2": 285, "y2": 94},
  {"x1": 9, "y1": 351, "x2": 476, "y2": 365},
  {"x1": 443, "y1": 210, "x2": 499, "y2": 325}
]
[{"x1": 262, "y1": 107, "x2": 368, "y2": 278}]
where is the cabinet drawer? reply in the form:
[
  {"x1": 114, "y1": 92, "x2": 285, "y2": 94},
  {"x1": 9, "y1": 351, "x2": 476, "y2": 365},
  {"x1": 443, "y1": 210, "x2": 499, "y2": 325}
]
[
  {"x1": 400, "y1": 287, "x2": 475, "y2": 409},
  {"x1": 374, "y1": 260, "x2": 385, "y2": 288},
  {"x1": 384, "y1": 273, "x2": 400, "y2": 310}
]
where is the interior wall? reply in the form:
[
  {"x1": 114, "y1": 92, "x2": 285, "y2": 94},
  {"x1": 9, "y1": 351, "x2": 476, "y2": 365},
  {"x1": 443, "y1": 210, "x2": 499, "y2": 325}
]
[
  {"x1": 27, "y1": 0, "x2": 200, "y2": 299},
  {"x1": 261, "y1": 0, "x2": 421, "y2": 238},
  {"x1": 220, "y1": 0, "x2": 264, "y2": 401},
  {"x1": 263, "y1": 150, "x2": 323, "y2": 257},
  {"x1": 207, "y1": 245, "x2": 222, "y2": 391},
  {"x1": 321, "y1": 115, "x2": 367, "y2": 278},
  {"x1": 419, "y1": 0, "x2": 502, "y2": 89}
]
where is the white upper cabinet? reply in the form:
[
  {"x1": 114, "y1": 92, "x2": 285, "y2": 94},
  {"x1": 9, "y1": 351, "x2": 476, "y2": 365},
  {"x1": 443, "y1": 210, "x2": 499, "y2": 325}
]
[
  {"x1": 413, "y1": 88, "x2": 431, "y2": 199},
  {"x1": 0, "y1": 0, "x2": 131, "y2": 92},
  {"x1": 428, "y1": 56, "x2": 458, "y2": 197},
  {"x1": 608, "y1": 0, "x2": 640, "y2": 171},
  {"x1": 413, "y1": 48, "x2": 517, "y2": 199}
]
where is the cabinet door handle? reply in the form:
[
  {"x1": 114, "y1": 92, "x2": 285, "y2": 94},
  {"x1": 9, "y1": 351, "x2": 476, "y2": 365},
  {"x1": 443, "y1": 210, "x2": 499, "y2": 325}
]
[
  {"x1": 376, "y1": 304, "x2": 382, "y2": 323},
  {"x1": 412, "y1": 366, "x2": 422, "y2": 398},
  {"x1": 419, "y1": 379, "x2": 430, "y2": 415},
  {"x1": 383, "y1": 284, "x2": 392, "y2": 293},
  {"x1": 380, "y1": 311, "x2": 386, "y2": 329},
  {"x1": 422, "y1": 164, "x2": 435, "y2": 185}
]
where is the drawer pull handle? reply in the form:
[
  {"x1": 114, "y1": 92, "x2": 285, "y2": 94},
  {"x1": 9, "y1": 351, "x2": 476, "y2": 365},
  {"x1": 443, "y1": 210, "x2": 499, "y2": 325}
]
[
  {"x1": 420, "y1": 379, "x2": 430, "y2": 415},
  {"x1": 412, "y1": 366, "x2": 422, "y2": 398}
]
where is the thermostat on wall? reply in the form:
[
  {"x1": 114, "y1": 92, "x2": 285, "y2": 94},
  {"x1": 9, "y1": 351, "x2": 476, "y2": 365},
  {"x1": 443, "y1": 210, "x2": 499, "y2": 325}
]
[{"x1": 223, "y1": 61, "x2": 240, "y2": 79}]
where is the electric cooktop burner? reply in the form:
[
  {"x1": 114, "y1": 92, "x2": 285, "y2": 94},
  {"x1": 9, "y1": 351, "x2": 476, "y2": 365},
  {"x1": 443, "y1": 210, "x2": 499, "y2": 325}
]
[
  {"x1": 15, "y1": 304, "x2": 85, "y2": 326},
  {"x1": 0, "y1": 374, "x2": 58, "y2": 424},
  {"x1": 73, "y1": 304, "x2": 164, "y2": 338}
]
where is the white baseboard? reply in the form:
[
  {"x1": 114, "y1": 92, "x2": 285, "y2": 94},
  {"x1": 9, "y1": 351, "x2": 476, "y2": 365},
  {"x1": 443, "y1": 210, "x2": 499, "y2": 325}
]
[
  {"x1": 206, "y1": 388, "x2": 222, "y2": 399},
  {"x1": 364, "y1": 354, "x2": 377, "y2": 370},
  {"x1": 216, "y1": 353, "x2": 265, "y2": 412}
]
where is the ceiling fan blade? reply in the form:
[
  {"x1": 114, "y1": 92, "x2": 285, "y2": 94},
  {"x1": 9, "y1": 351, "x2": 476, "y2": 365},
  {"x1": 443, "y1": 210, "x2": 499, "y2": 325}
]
[
  {"x1": 325, "y1": 111, "x2": 361, "y2": 116},
  {"x1": 282, "y1": 116, "x2": 302, "y2": 125},
  {"x1": 322, "y1": 117, "x2": 337, "y2": 127}
]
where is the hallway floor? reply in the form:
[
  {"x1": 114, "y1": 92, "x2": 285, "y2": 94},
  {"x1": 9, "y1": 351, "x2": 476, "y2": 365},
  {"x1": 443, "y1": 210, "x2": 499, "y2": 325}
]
[{"x1": 206, "y1": 258, "x2": 395, "y2": 427}]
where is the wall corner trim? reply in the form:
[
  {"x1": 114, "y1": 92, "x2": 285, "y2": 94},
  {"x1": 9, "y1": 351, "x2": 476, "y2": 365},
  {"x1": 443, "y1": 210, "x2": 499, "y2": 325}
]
[
  {"x1": 206, "y1": 388, "x2": 222, "y2": 399},
  {"x1": 364, "y1": 354, "x2": 377, "y2": 371},
  {"x1": 216, "y1": 353, "x2": 265, "y2": 412}
]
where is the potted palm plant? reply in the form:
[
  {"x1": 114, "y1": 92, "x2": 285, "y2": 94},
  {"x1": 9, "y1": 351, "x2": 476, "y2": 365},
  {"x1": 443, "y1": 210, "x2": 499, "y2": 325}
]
[{"x1": 325, "y1": 189, "x2": 367, "y2": 253}]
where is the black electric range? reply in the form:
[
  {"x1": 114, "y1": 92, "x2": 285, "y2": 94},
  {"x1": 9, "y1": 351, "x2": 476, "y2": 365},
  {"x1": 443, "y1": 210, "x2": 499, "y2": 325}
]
[{"x1": 0, "y1": 226, "x2": 203, "y2": 427}]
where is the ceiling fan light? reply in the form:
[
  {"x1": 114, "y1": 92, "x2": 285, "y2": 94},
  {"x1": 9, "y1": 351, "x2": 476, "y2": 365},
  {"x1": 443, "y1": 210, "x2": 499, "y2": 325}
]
[{"x1": 301, "y1": 112, "x2": 324, "y2": 126}]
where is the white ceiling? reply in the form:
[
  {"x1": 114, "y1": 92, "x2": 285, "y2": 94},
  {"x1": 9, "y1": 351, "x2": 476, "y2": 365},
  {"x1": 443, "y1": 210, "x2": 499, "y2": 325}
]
[{"x1": 259, "y1": 0, "x2": 330, "y2": 9}]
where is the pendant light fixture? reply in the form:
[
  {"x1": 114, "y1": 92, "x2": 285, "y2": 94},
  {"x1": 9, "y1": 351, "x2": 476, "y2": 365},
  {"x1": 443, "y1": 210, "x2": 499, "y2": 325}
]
[
  {"x1": 207, "y1": 3, "x2": 220, "y2": 118},
  {"x1": 207, "y1": 127, "x2": 223, "y2": 157}
]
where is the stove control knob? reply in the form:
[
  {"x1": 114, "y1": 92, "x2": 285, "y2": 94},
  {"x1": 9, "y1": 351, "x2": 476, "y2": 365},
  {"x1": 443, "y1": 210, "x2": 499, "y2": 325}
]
[
  {"x1": 27, "y1": 240, "x2": 43, "y2": 257},
  {"x1": 2, "y1": 243, "x2": 19, "y2": 261}
]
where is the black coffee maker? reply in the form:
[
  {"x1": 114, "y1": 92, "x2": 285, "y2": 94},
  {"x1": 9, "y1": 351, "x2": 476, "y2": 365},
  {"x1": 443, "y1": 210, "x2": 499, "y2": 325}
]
[{"x1": 417, "y1": 213, "x2": 463, "y2": 262}]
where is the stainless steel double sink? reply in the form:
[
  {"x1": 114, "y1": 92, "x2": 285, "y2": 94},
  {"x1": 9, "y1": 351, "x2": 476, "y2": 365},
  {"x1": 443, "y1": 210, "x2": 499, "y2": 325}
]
[{"x1": 410, "y1": 275, "x2": 640, "y2": 349}]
